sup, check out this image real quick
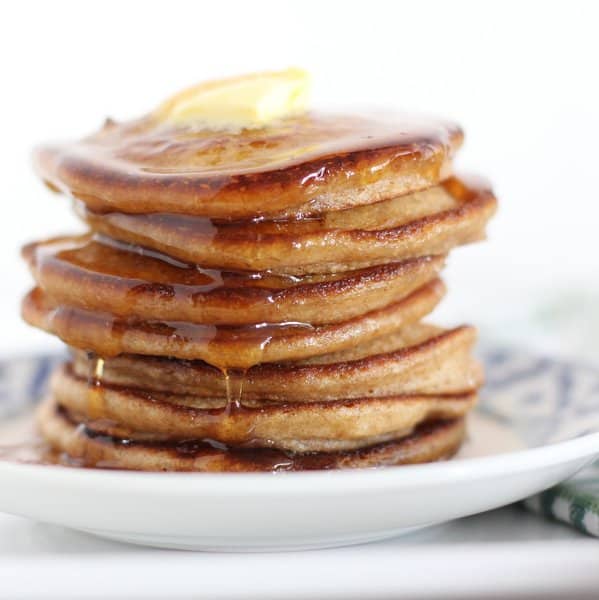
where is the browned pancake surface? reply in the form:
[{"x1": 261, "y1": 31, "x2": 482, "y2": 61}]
[
  {"x1": 34, "y1": 112, "x2": 462, "y2": 219},
  {"x1": 24, "y1": 235, "x2": 444, "y2": 325},
  {"x1": 37, "y1": 398, "x2": 466, "y2": 471},
  {"x1": 80, "y1": 177, "x2": 497, "y2": 273},
  {"x1": 24, "y1": 100, "x2": 496, "y2": 472},
  {"x1": 70, "y1": 324, "x2": 482, "y2": 401},
  {"x1": 23, "y1": 279, "x2": 444, "y2": 368}
]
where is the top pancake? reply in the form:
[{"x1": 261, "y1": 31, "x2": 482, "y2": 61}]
[{"x1": 34, "y1": 112, "x2": 462, "y2": 219}]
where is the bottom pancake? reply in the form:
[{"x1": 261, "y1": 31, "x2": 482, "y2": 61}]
[{"x1": 37, "y1": 398, "x2": 466, "y2": 472}]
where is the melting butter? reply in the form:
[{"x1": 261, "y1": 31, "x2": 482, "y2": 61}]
[{"x1": 154, "y1": 68, "x2": 310, "y2": 130}]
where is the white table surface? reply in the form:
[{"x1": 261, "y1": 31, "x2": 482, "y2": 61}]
[{"x1": 0, "y1": 505, "x2": 597, "y2": 600}]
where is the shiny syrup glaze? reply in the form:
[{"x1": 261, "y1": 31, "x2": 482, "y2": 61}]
[
  {"x1": 17, "y1": 203, "x2": 444, "y2": 467},
  {"x1": 0, "y1": 378, "x2": 261, "y2": 468},
  {"x1": 22, "y1": 228, "x2": 443, "y2": 326},
  {"x1": 23, "y1": 232, "x2": 324, "y2": 298},
  {"x1": 76, "y1": 176, "x2": 465, "y2": 245},
  {"x1": 28, "y1": 290, "x2": 316, "y2": 365},
  {"x1": 87, "y1": 353, "x2": 106, "y2": 420},
  {"x1": 0, "y1": 405, "x2": 294, "y2": 471},
  {"x1": 17, "y1": 225, "x2": 449, "y2": 467},
  {"x1": 70, "y1": 175, "x2": 494, "y2": 274},
  {"x1": 18, "y1": 234, "x2": 322, "y2": 465},
  {"x1": 51, "y1": 405, "x2": 460, "y2": 472},
  {"x1": 15, "y1": 115, "x2": 479, "y2": 469},
  {"x1": 34, "y1": 112, "x2": 462, "y2": 219}
]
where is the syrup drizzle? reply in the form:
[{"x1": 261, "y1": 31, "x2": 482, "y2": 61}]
[
  {"x1": 14, "y1": 114, "x2": 487, "y2": 469},
  {"x1": 221, "y1": 368, "x2": 247, "y2": 410},
  {"x1": 78, "y1": 355, "x2": 254, "y2": 425},
  {"x1": 22, "y1": 232, "x2": 335, "y2": 327},
  {"x1": 14, "y1": 177, "x2": 481, "y2": 466},
  {"x1": 87, "y1": 353, "x2": 105, "y2": 420},
  {"x1": 35, "y1": 111, "x2": 462, "y2": 219}
]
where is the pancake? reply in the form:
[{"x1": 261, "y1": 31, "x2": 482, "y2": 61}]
[
  {"x1": 34, "y1": 112, "x2": 462, "y2": 219},
  {"x1": 22, "y1": 279, "x2": 445, "y2": 368},
  {"x1": 70, "y1": 324, "x2": 482, "y2": 401},
  {"x1": 23, "y1": 235, "x2": 445, "y2": 325},
  {"x1": 37, "y1": 398, "x2": 466, "y2": 471},
  {"x1": 23, "y1": 75, "x2": 497, "y2": 472},
  {"x1": 80, "y1": 176, "x2": 497, "y2": 273},
  {"x1": 51, "y1": 363, "x2": 476, "y2": 452}
]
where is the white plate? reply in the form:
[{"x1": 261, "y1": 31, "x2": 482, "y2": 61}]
[{"x1": 0, "y1": 348, "x2": 598, "y2": 551}]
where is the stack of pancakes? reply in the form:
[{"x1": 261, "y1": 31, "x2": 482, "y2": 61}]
[{"x1": 22, "y1": 111, "x2": 497, "y2": 471}]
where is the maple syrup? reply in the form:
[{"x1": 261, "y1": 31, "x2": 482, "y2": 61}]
[
  {"x1": 34, "y1": 112, "x2": 462, "y2": 219},
  {"x1": 11, "y1": 109, "x2": 492, "y2": 470}
]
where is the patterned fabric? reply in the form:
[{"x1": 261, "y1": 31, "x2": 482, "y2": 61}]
[
  {"x1": 0, "y1": 354, "x2": 64, "y2": 419},
  {"x1": 480, "y1": 347, "x2": 599, "y2": 446},
  {"x1": 480, "y1": 347, "x2": 599, "y2": 538},
  {"x1": 1, "y1": 350, "x2": 598, "y2": 536},
  {"x1": 523, "y1": 464, "x2": 599, "y2": 537}
]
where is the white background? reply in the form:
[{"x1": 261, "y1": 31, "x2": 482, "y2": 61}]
[{"x1": 1, "y1": 0, "x2": 598, "y2": 359}]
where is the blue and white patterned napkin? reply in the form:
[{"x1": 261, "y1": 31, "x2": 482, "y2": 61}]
[
  {"x1": 481, "y1": 346, "x2": 599, "y2": 537},
  {"x1": 524, "y1": 464, "x2": 599, "y2": 537}
]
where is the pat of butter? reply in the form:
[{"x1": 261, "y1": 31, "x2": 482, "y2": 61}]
[{"x1": 155, "y1": 68, "x2": 310, "y2": 130}]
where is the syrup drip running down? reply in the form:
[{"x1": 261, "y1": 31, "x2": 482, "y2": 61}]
[
  {"x1": 221, "y1": 368, "x2": 248, "y2": 411},
  {"x1": 87, "y1": 353, "x2": 106, "y2": 420},
  {"x1": 19, "y1": 229, "x2": 323, "y2": 457},
  {"x1": 84, "y1": 349, "x2": 254, "y2": 429}
]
